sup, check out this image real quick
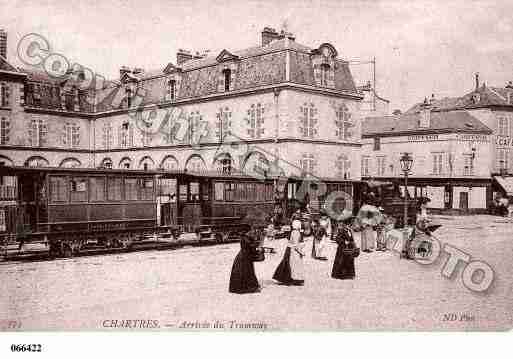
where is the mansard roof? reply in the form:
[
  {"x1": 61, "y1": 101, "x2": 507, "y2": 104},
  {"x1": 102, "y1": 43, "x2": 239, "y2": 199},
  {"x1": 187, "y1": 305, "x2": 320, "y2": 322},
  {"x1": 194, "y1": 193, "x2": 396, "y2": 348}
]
[
  {"x1": 363, "y1": 110, "x2": 492, "y2": 137},
  {"x1": 14, "y1": 36, "x2": 360, "y2": 113},
  {"x1": 0, "y1": 54, "x2": 26, "y2": 77},
  {"x1": 406, "y1": 84, "x2": 513, "y2": 114}
]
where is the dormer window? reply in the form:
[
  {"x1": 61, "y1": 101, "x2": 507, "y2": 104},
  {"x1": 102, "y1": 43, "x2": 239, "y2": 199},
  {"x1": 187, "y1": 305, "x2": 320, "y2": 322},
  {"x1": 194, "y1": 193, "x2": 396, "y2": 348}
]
[
  {"x1": 320, "y1": 63, "x2": 330, "y2": 87},
  {"x1": 125, "y1": 87, "x2": 132, "y2": 108},
  {"x1": 168, "y1": 79, "x2": 176, "y2": 101},
  {"x1": 223, "y1": 68, "x2": 231, "y2": 92}
]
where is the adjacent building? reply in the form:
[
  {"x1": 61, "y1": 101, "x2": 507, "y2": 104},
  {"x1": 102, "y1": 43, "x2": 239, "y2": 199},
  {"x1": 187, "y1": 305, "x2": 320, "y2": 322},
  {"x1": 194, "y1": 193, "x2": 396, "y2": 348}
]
[
  {"x1": 0, "y1": 27, "x2": 363, "y2": 181},
  {"x1": 362, "y1": 77, "x2": 513, "y2": 212}
]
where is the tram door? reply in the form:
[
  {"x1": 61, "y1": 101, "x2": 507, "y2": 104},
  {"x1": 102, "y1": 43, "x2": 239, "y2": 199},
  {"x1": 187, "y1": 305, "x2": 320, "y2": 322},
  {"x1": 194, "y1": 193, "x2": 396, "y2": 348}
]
[
  {"x1": 158, "y1": 178, "x2": 177, "y2": 226},
  {"x1": 181, "y1": 181, "x2": 202, "y2": 231}
]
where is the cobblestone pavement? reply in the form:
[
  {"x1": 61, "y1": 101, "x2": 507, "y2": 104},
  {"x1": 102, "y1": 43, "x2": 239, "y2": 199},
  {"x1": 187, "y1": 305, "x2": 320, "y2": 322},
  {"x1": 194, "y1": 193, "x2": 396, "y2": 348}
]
[{"x1": 1, "y1": 215, "x2": 512, "y2": 331}]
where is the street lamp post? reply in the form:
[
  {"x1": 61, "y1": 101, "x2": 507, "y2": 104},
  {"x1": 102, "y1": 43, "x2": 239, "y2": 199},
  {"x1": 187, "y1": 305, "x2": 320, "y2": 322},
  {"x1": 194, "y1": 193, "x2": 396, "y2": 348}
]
[{"x1": 400, "y1": 152, "x2": 413, "y2": 259}]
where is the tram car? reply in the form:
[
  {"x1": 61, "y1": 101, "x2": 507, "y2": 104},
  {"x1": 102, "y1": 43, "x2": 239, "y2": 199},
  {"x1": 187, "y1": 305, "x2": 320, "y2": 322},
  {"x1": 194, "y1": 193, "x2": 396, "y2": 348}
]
[{"x1": 0, "y1": 165, "x2": 358, "y2": 259}]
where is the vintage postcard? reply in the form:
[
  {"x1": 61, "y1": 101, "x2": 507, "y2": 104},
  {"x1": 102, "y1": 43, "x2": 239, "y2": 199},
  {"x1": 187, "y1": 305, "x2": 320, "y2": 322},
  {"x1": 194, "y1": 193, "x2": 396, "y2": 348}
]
[{"x1": 1, "y1": 0, "x2": 512, "y2": 339}]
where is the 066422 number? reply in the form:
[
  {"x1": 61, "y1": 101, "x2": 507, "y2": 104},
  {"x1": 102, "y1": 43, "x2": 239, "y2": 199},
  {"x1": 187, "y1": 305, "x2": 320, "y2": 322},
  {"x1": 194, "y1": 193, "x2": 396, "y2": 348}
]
[{"x1": 10, "y1": 344, "x2": 42, "y2": 352}]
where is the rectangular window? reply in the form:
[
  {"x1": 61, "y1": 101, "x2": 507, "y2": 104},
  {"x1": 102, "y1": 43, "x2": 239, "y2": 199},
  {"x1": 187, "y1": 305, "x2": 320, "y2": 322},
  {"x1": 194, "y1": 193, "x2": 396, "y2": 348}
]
[
  {"x1": 1, "y1": 83, "x2": 10, "y2": 107},
  {"x1": 140, "y1": 178, "x2": 154, "y2": 201},
  {"x1": 179, "y1": 184, "x2": 188, "y2": 201},
  {"x1": 361, "y1": 156, "x2": 370, "y2": 176},
  {"x1": 214, "y1": 182, "x2": 224, "y2": 201},
  {"x1": 159, "y1": 178, "x2": 176, "y2": 197},
  {"x1": 497, "y1": 149, "x2": 508, "y2": 171},
  {"x1": 70, "y1": 177, "x2": 88, "y2": 202},
  {"x1": 189, "y1": 182, "x2": 199, "y2": 201},
  {"x1": 376, "y1": 156, "x2": 386, "y2": 176},
  {"x1": 224, "y1": 182, "x2": 234, "y2": 202},
  {"x1": 498, "y1": 116, "x2": 509, "y2": 136},
  {"x1": 90, "y1": 177, "x2": 106, "y2": 202},
  {"x1": 463, "y1": 155, "x2": 474, "y2": 176},
  {"x1": 201, "y1": 182, "x2": 210, "y2": 201},
  {"x1": 107, "y1": 177, "x2": 123, "y2": 201},
  {"x1": 50, "y1": 176, "x2": 68, "y2": 202},
  {"x1": 0, "y1": 116, "x2": 9, "y2": 144},
  {"x1": 125, "y1": 178, "x2": 139, "y2": 200},
  {"x1": 373, "y1": 137, "x2": 381, "y2": 151},
  {"x1": 29, "y1": 119, "x2": 47, "y2": 147},
  {"x1": 102, "y1": 123, "x2": 112, "y2": 150},
  {"x1": 432, "y1": 153, "x2": 444, "y2": 175}
]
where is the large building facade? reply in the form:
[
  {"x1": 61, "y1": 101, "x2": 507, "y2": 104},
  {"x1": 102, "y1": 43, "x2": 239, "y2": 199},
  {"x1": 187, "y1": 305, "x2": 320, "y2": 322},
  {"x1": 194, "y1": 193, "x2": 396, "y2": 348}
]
[
  {"x1": 362, "y1": 79, "x2": 513, "y2": 212},
  {"x1": 0, "y1": 27, "x2": 364, "y2": 181}
]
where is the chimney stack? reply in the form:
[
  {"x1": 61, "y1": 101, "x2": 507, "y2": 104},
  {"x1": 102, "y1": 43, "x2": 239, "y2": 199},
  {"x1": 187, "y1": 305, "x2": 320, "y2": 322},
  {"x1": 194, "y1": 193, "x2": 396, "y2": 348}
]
[
  {"x1": 176, "y1": 49, "x2": 193, "y2": 65},
  {"x1": 261, "y1": 27, "x2": 280, "y2": 46},
  {"x1": 475, "y1": 72, "x2": 479, "y2": 90},
  {"x1": 0, "y1": 29, "x2": 7, "y2": 59},
  {"x1": 419, "y1": 97, "x2": 431, "y2": 128},
  {"x1": 119, "y1": 66, "x2": 131, "y2": 81}
]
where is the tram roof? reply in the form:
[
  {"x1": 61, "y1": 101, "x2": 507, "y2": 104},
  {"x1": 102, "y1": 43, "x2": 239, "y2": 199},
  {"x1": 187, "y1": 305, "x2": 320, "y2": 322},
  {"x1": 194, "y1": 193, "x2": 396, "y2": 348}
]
[{"x1": 0, "y1": 165, "x2": 361, "y2": 184}]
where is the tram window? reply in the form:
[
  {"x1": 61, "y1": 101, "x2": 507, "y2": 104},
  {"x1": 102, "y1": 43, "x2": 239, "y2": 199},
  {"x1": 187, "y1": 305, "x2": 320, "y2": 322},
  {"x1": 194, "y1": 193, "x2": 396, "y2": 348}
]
[
  {"x1": 90, "y1": 177, "x2": 106, "y2": 202},
  {"x1": 140, "y1": 178, "x2": 154, "y2": 201},
  {"x1": 159, "y1": 178, "x2": 176, "y2": 197},
  {"x1": 287, "y1": 183, "x2": 296, "y2": 199},
  {"x1": 246, "y1": 183, "x2": 253, "y2": 202},
  {"x1": 234, "y1": 183, "x2": 241, "y2": 201},
  {"x1": 201, "y1": 182, "x2": 210, "y2": 201},
  {"x1": 224, "y1": 182, "x2": 234, "y2": 202},
  {"x1": 190, "y1": 182, "x2": 199, "y2": 201},
  {"x1": 70, "y1": 177, "x2": 88, "y2": 202},
  {"x1": 266, "y1": 183, "x2": 273, "y2": 201},
  {"x1": 214, "y1": 182, "x2": 224, "y2": 201},
  {"x1": 125, "y1": 178, "x2": 139, "y2": 200},
  {"x1": 107, "y1": 177, "x2": 122, "y2": 201},
  {"x1": 179, "y1": 184, "x2": 188, "y2": 201},
  {"x1": 50, "y1": 176, "x2": 68, "y2": 203}
]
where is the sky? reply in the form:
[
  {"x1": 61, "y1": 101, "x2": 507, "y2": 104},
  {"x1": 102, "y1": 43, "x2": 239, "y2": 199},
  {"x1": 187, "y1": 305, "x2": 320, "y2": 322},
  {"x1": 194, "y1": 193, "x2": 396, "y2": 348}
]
[{"x1": 2, "y1": 0, "x2": 513, "y2": 111}]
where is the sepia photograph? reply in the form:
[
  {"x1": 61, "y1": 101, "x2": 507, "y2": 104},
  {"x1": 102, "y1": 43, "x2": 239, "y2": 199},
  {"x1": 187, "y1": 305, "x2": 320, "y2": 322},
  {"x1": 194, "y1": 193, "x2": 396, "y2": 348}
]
[{"x1": 1, "y1": 0, "x2": 512, "y2": 346}]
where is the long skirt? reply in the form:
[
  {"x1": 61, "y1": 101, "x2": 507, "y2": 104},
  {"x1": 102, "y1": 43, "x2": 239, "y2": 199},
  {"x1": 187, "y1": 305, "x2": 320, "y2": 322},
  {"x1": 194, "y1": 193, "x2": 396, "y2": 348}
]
[
  {"x1": 361, "y1": 227, "x2": 376, "y2": 251},
  {"x1": 273, "y1": 248, "x2": 304, "y2": 285},
  {"x1": 312, "y1": 236, "x2": 328, "y2": 259},
  {"x1": 331, "y1": 246, "x2": 356, "y2": 279},
  {"x1": 229, "y1": 251, "x2": 260, "y2": 294}
]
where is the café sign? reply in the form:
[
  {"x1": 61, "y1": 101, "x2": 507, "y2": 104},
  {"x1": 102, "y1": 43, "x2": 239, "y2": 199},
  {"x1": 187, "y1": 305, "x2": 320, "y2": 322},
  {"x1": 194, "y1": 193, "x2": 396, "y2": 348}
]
[
  {"x1": 496, "y1": 136, "x2": 513, "y2": 146},
  {"x1": 407, "y1": 134, "x2": 439, "y2": 142},
  {"x1": 456, "y1": 134, "x2": 489, "y2": 142}
]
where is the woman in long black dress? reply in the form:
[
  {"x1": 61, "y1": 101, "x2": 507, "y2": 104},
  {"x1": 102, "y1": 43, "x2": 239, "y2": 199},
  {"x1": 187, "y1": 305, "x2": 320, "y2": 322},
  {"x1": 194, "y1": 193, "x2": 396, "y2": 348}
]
[
  {"x1": 332, "y1": 218, "x2": 358, "y2": 280},
  {"x1": 229, "y1": 228, "x2": 262, "y2": 294}
]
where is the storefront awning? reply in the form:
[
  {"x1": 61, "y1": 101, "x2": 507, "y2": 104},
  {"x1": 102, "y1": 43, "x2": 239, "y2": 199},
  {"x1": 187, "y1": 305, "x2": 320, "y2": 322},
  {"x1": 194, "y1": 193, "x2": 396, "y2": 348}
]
[{"x1": 493, "y1": 176, "x2": 513, "y2": 196}]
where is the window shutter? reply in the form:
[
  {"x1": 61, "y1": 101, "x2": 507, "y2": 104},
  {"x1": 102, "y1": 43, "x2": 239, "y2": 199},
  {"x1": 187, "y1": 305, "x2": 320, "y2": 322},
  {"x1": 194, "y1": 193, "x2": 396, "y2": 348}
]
[
  {"x1": 4, "y1": 84, "x2": 9, "y2": 107},
  {"x1": 40, "y1": 120, "x2": 48, "y2": 147},
  {"x1": 129, "y1": 123, "x2": 134, "y2": 147}
]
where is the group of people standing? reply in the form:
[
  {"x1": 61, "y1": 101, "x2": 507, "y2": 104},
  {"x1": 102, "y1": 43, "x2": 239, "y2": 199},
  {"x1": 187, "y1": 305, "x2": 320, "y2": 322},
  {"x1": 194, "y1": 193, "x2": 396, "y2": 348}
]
[
  {"x1": 229, "y1": 209, "x2": 360, "y2": 294},
  {"x1": 359, "y1": 206, "x2": 389, "y2": 253}
]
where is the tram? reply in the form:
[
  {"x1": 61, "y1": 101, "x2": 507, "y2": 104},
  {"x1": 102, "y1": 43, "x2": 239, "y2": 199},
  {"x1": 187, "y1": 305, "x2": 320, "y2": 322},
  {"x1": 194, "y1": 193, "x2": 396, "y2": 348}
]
[{"x1": 0, "y1": 165, "x2": 358, "y2": 259}]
